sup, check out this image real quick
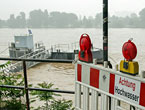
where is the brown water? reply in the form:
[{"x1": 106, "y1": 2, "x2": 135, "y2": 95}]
[
  {"x1": 0, "y1": 28, "x2": 145, "y2": 108},
  {"x1": 0, "y1": 28, "x2": 145, "y2": 69},
  {"x1": 28, "y1": 63, "x2": 74, "y2": 90},
  {"x1": 27, "y1": 63, "x2": 75, "y2": 107}
]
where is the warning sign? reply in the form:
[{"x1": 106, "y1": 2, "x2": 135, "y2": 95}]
[
  {"x1": 114, "y1": 75, "x2": 141, "y2": 104},
  {"x1": 76, "y1": 63, "x2": 145, "y2": 107}
]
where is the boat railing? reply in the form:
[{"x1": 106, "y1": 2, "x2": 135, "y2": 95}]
[
  {"x1": 0, "y1": 48, "x2": 50, "y2": 73},
  {"x1": 51, "y1": 42, "x2": 79, "y2": 52}
]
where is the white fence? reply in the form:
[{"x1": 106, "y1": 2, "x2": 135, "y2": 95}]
[{"x1": 75, "y1": 61, "x2": 145, "y2": 110}]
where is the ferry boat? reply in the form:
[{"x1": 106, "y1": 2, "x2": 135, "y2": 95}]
[{"x1": 0, "y1": 30, "x2": 103, "y2": 73}]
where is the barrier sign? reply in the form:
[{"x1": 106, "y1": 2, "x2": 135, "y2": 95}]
[
  {"x1": 76, "y1": 62, "x2": 145, "y2": 108},
  {"x1": 115, "y1": 75, "x2": 140, "y2": 104}
]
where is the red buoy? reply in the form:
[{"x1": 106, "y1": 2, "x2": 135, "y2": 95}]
[{"x1": 122, "y1": 40, "x2": 137, "y2": 61}]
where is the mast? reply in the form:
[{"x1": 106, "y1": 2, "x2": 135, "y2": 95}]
[{"x1": 103, "y1": 0, "x2": 108, "y2": 62}]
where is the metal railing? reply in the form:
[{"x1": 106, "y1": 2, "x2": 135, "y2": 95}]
[{"x1": 0, "y1": 57, "x2": 74, "y2": 110}]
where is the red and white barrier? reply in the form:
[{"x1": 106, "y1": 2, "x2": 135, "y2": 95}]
[{"x1": 75, "y1": 61, "x2": 145, "y2": 110}]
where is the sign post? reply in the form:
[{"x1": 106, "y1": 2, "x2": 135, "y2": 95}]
[{"x1": 103, "y1": 0, "x2": 108, "y2": 62}]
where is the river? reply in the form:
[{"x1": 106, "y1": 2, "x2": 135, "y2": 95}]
[
  {"x1": 0, "y1": 28, "x2": 145, "y2": 69},
  {"x1": 0, "y1": 28, "x2": 145, "y2": 108}
]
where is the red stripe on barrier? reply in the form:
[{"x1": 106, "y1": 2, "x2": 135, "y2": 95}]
[
  {"x1": 139, "y1": 82, "x2": 145, "y2": 107},
  {"x1": 109, "y1": 73, "x2": 115, "y2": 94},
  {"x1": 77, "y1": 64, "x2": 82, "y2": 82},
  {"x1": 90, "y1": 68, "x2": 99, "y2": 88}
]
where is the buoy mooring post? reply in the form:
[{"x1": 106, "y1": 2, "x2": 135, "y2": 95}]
[{"x1": 103, "y1": 0, "x2": 108, "y2": 62}]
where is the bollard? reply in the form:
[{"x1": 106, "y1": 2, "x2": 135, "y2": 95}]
[
  {"x1": 115, "y1": 64, "x2": 118, "y2": 71},
  {"x1": 140, "y1": 71, "x2": 145, "y2": 78},
  {"x1": 73, "y1": 54, "x2": 78, "y2": 64},
  {"x1": 93, "y1": 59, "x2": 98, "y2": 65},
  {"x1": 104, "y1": 61, "x2": 108, "y2": 68}
]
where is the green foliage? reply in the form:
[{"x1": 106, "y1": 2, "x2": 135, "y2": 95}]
[
  {"x1": 0, "y1": 61, "x2": 26, "y2": 110},
  {"x1": 2, "y1": 100, "x2": 25, "y2": 110},
  {"x1": 0, "y1": 61, "x2": 11, "y2": 69},
  {"x1": 0, "y1": 62, "x2": 74, "y2": 110},
  {"x1": 31, "y1": 82, "x2": 60, "y2": 101},
  {"x1": 49, "y1": 99, "x2": 74, "y2": 110},
  {"x1": 31, "y1": 82, "x2": 61, "y2": 109},
  {"x1": 1, "y1": 7, "x2": 145, "y2": 28},
  {"x1": 31, "y1": 82, "x2": 74, "y2": 110},
  {"x1": 139, "y1": 8, "x2": 145, "y2": 28},
  {"x1": 7, "y1": 12, "x2": 26, "y2": 28}
]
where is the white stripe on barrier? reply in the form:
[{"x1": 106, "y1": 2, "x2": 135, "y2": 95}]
[
  {"x1": 99, "y1": 70, "x2": 110, "y2": 93},
  {"x1": 82, "y1": 65, "x2": 90, "y2": 85},
  {"x1": 76, "y1": 81, "x2": 145, "y2": 110},
  {"x1": 75, "y1": 83, "x2": 81, "y2": 109},
  {"x1": 91, "y1": 90, "x2": 98, "y2": 110},
  {"x1": 75, "y1": 61, "x2": 145, "y2": 109},
  {"x1": 101, "y1": 94, "x2": 108, "y2": 110},
  {"x1": 111, "y1": 98, "x2": 117, "y2": 110},
  {"x1": 83, "y1": 86, "x2": 89, "y2": 110}
]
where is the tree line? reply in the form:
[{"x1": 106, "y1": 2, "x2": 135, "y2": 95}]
[{"x1": 0, "y1": 8, "x2": 145, "y2": 28}]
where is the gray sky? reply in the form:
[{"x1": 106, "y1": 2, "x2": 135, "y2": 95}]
[{"x1": 0, "y1": 0, "x2": 145, "y2": 19}]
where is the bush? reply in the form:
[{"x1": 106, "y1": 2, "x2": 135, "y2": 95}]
[
  {"x1": 31, "y1": 82, "x2": 60, "y2": 109},
  {"x1": 0, "y1": 61, "x2": 25, "y2": 110},
  {"x1": 0, "y1": 62, "x2": 74, "y2": 110},
  {"x1": 50, "y1": 99, "x2": 74, "y2": 110},
  {"x1": 31, "y1": 82, "x2": 74, "y2": 110}
]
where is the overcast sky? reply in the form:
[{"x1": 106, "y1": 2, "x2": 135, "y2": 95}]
[{"x1": 0, "y1": 0, "x2": 145, "y2": 19}]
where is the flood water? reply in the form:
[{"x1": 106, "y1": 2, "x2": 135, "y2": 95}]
[
  {"x1": 0, "y1": 28, "x2": 145, "y2": 69},
  {"x1": 0, "y1": 28, "x2": 145, "y2": 107}
]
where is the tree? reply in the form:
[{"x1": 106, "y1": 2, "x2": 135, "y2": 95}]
[
  {"x1": 42, "y1": 9, "x2": 49, "y2": 28},
  {"x1": 49, "y1": 11, "x2": 79, "y2": 28},
  {"x1": 1, "y1": 8, "x2": 145, "y2": 28},
  {"x1": 109, "y1": 15, "x2": 124, "y2": 28},
  {"x1": 19, "y1": 12, "x2": 26, "y2": 28},
  {"x1": 8, "y1": 12, "x2": 26, "y2": 28},
  {"x1": 28, "y1": 9, "x2": 44, "y2": 28},
  {"x1": 31, "y1": 82, "x2": 60, "y2": 109},
  {"x1": 7, "y1": 14, "x2": 16, "y2": 28},
  {"x1": 139, "y1": 8, "x2": 145, "y2": 28},
  {"x1": 94, "y1": 13, "x2": 102, "y2": 28},
  {"x1": 67, "y1": 13, "x2": 79, "y2": 28},
  {"x1": 0, "y1": 20, "x2": 3, "y2": 28},
  {"x1": 129, "y1": 13, "x2": 139, "y2": 28},
  {"x1": 81, "y1": 16, "x2": 92, "y2": 28}
]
